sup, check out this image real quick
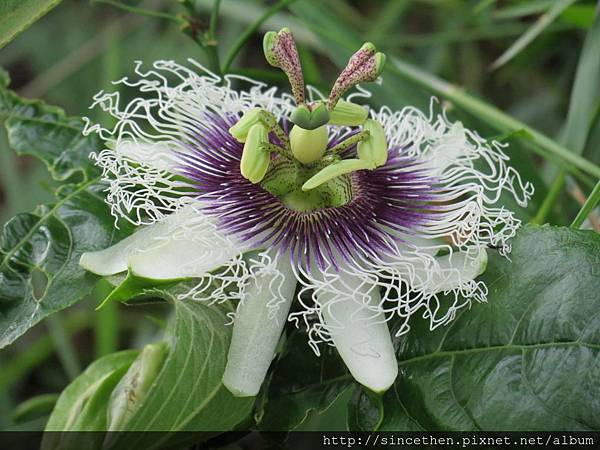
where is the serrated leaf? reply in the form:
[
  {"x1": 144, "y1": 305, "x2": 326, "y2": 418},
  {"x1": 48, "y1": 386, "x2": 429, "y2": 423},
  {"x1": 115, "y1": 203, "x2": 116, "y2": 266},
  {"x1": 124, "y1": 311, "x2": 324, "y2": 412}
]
[
  {"x1": 0, "y1": 183, "x2": 132, "y2": 348},
  {"x1": 0, "y1": 74, "x2": 99, "y2": 181},
  {"x1": 0, "y1": 0, "x2": 62, "y2": 49},
  {"x1": 0, "y1": 82, "x2": 132, "y2": 348},
  {"x1": 258, "y1": 329, "x2": 353, "y2": 431},
  {"x1": 104, "y1": 291, "x2": 254, "y2": 448},
  {"x1": 350, "y1": 225, "x2": 600, "y2": 431}
]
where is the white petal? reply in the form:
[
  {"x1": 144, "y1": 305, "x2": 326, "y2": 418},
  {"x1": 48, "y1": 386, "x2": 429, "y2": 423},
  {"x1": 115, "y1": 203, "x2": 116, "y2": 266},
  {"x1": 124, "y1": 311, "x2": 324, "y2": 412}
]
[
  {"x1": 428, "y1": 121, "x2": 469, "y2": 173},
  {"x1": 316, "y1": 271, "x2": 398, "y2": 393},
  {"x1": 80, "y1": 205, "x2": 246, "y2": 280},
  {"x1": 427, "y1": 248, "x2": 488, "y2": 293},
  {"x1": 80, "y1": 223, "x2": 170, "y2": 276},
  {"x1": 223, "y1": 252, "x2": 297, "y2": 397},
  {"x1": 395, "y1": 232, "x2": 446, "y2": 256},
  {"x1": 115, "y1": 140, "x2": 179, "y2": 172}
]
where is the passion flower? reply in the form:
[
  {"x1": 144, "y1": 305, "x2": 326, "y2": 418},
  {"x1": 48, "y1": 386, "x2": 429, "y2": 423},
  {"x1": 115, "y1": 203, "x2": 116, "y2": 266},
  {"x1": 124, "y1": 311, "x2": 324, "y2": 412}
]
[{"x1": 80, "y1": 28, "x2": 533, "y2": 397}]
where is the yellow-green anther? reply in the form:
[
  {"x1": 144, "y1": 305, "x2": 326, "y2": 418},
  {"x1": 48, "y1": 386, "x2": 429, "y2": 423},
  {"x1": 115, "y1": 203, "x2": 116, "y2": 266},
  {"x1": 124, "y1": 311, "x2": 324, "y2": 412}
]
[
  {"x1": 107, "y1": 343, "x2": 167, "y2": 431},
  {"x1": 290, "y1": 125, "x2": 329, "y2": 165},
  {"x1": 263, "y1": 28, "x2": 306, "y2": 105},
  {"x1": 328, "y1": 42, "x2": 386, "y2": 110},
  {"x1": 229, "y1": 107, "x2": 263, "y2": 143},
  {"x1": 302, "y1": 158, "x2": 372, "y2": 191},
  {"x1": 357, "y1": 119, "x2": 388, "y2": 167},
  {"x1": 328, "y1": 100, "x2": 369, "y2": 126},
  {"x1": 241, "y1": 124, "x2": 270, "y2": 183}
]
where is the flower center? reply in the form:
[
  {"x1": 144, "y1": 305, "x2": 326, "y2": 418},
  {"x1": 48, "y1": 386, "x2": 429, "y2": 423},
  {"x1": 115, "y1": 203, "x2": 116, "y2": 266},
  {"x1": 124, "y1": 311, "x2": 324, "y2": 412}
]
[{"x1": 260, "y1": 157, "x2": 353, "y2": 212}]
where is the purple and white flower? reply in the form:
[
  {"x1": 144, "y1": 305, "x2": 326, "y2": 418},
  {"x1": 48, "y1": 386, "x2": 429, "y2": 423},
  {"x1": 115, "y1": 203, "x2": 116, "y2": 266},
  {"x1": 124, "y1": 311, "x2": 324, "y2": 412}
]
[{"x1": 80, "y1": 31, "x2": 532, "y2": 397}]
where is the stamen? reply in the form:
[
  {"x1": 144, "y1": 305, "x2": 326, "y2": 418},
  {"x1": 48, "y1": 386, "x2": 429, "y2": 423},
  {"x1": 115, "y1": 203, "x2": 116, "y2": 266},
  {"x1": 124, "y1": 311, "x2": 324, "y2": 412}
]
[{"x1": 263, "y1": 28, "x2": 306, "y2": 105}]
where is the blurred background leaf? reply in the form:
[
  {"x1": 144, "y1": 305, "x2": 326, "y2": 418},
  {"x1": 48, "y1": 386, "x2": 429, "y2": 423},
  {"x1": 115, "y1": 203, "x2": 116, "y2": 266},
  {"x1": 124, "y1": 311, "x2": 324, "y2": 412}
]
[{"x1": 0, "y1": 0, "x2": 62, "y2": 49}]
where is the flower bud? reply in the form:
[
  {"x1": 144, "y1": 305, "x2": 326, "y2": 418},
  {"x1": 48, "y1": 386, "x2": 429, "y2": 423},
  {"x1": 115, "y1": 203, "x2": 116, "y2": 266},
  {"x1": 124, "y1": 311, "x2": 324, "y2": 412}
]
[{"x1": 107, "y1": 343, "x2": 167, "y2": 431}]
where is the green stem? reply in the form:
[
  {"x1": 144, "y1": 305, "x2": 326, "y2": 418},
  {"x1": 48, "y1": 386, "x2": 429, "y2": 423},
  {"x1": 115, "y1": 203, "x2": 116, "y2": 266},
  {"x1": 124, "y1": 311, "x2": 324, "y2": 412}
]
[
  {"x1": 222, "y1": 0, "x2": 296, "y2": 73},
  {"x1": 204, "y1": 46, "x2": 222, "y2": 78},
  {"x1": 571, "y1": 180, "x2": 600, "y2": 228},
  {"x1": 91, "y1": 0, "x2": 183, "y2": 23},
  {"x1": 46, "y1": 314, "x2": 82, "y2": 380},
  {"x1": 203, "y1": 0, "x2": 223, "y2": 78},
  {"x1": 531, "y1": 171, "x2": 565, "y2": 225},
  {"x1": 209, "y1": 0, "x2": 221, "y2": 37},
  {"x1": 185, "y1": 0, "x2": 223, "y2": 78},
  {"x1": 95, "y1": 301, "x2": 118, "y2": 358},
  {"x1": 389, "y1": 57, "x2": 600, "y2": 179}
]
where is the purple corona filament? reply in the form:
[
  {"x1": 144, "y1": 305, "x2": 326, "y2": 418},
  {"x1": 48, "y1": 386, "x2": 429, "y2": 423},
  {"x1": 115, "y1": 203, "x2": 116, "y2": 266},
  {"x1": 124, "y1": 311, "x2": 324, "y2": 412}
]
[{"x1": 178, "y1": 114, "x2": 441, "y2": 270}]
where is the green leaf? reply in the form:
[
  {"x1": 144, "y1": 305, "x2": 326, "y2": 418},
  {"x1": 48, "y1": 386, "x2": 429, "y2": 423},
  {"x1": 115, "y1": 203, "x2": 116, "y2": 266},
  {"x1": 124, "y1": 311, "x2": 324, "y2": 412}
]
[
  {"x1": 534, "y1": 7, "x2": 600, "y2": 225},
  {"x1": 43, "y1": 350, "x2": 139, "y2": 450},
  {"x1": 104, "y1": 290, "x2": 254, "y2": 448},
  {"x1": 0, "y1": 79, "x2": 132, "y2": 348},
  {"x1": 0, "y1": 0, "x2": 62, "y2": 49},
  {"x1": 43, "y1": 290, "x2": 253, "y2": 441},
  {"x1": 258, "y1": 329, "x2": 353, "y2": 430},
  {"x1": 350, "y1": 225, "x2": 600, "y2": 431},
  {"x1": 44, "y1": 350, "x2": 139, "y2": 432}
]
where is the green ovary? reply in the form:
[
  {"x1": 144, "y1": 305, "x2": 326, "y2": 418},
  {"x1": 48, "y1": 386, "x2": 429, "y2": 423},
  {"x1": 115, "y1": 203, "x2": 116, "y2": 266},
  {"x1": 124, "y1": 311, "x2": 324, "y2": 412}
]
[{"x1": 260, "y1": 158, "x2": 353, "y2": 212}]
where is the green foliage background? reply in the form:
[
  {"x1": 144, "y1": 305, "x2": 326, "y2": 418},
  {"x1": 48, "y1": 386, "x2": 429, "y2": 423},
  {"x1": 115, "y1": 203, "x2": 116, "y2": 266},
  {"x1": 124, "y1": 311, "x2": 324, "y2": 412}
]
[{"x1": 0, "y1": 0, "x2": 599, "y2": 444}]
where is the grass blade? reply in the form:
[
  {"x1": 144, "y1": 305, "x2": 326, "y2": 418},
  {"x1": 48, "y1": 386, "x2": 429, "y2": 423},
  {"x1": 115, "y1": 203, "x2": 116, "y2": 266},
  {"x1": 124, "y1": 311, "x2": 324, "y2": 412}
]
[
  {"x1": 388, "y1": 57, "x2": 600, "y2": 179},
  {"x1": 490, "y1": 0, "x2": 577, "y2": 70},
  {"x1": 535, "y1": 5, "x2": 600, "y2": 224},
  {"x1": 562, "y1": 6, "x2": 600, "y2": 155},
  {"x1": 571, "y1": 180, "x2": 600, "y2": 228},
  {"x1": 289, "y1": 0, "x2": 600, "y2": 179}
]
